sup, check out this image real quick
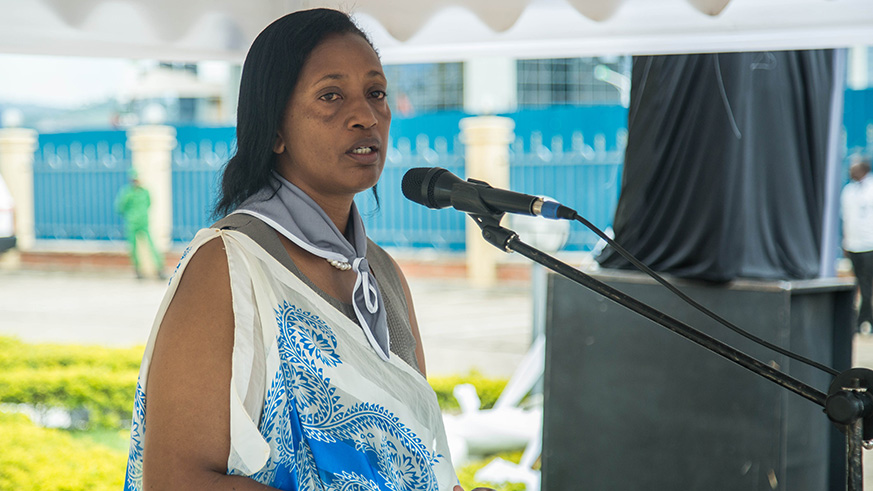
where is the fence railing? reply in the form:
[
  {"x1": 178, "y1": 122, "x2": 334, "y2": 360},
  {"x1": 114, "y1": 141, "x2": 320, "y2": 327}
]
[
  {"x1": 510, "y1": 132, "x2": 624, "y2": 251},
  {"x1": 171, "y1": 126, "x2": 235, "y2": 241},
  {"x1": 357, "y1": 135, "x2": 467, "y2": 250},
  {"x1": 357, "y1": 132, "x2": 625, "y2": 252},
  {"x1": 33, "y1": 130, "x2": 130, "y2": 241},
  {"x1": 29, "y1": 127, "x2": 625, "y2": 251},
  {"x1": 31, "y1": 133, "x2": 625, "y2": 251},
  {"x1": 24, "y1": 89, "x2": 873, "y2": 252}
]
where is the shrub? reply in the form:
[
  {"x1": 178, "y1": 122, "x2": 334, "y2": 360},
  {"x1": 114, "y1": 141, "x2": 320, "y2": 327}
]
[
  {"x1": 0, "y1": 336, "x2": 142, "y2": 371},
  {"x1": 0, "y1": 411, "x2": 127, "y2": 491},
  {"x1": 0, "y1": 367, "x2": 138, "y2": 429},
  {"x1": 457, "y1": 450, "x2": 529, "y2": 491},
  {"x1": 0, "y1": 336, "x2": 515, "y2": 428},
  {"x1": 0, "y1": 336, "x2": 140, "y2": 429},
  {"x1": 428, "y1": 373, "x2": 509, "y2": 412},
  {"x1": 0, "y1": 336, "x2": 529, "y2": 489}
]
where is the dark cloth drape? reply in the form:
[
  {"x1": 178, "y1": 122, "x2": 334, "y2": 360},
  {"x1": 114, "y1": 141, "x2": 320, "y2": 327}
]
[{"x1": 597, "y1": 50, "x2": 835, "y2": 282}]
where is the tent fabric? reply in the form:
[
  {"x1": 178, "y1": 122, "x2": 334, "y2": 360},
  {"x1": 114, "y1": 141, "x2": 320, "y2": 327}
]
[
  {"x1": 597, "y1": 50, "x2": 835, "y2": 282},
  {"x1": 0, "y1": 0, "x2": 870, "y2": 63}
]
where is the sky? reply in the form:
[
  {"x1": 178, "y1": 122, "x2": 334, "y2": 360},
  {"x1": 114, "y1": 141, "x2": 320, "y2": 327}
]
[
  {"x1": 0, "y1": 54, "x2": 136, "y2": 108},
  {"x1": 0, "y1": 53, "x2": 237, "y2": 114}
]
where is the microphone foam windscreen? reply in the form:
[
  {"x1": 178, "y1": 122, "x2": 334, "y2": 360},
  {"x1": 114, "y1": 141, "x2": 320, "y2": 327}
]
[{"x1": 400, "y1": 167, "x2": 430, "y2": 206}]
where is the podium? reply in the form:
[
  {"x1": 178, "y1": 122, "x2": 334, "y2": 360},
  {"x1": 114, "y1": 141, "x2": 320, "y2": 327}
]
[{"x1": 542, "y1": 270, "x2": 855, "y2": 490}]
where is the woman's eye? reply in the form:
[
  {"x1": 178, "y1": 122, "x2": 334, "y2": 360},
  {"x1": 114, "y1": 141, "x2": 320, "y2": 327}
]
[
  {"x1": 319, "y1": 93, "x2": 341, "y2": 102},
  {"x1": 370, "y1": 90, "x2": 387, "y2": 100}
]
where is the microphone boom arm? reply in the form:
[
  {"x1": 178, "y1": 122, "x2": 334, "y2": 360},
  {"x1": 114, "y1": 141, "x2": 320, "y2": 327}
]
[{"x1": 468, "y1": 210, "x2": 873, "y2": 490}]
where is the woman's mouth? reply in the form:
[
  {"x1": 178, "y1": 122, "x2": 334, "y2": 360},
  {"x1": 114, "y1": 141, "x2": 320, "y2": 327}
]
[{"x1": 346, "y1": 144, "x2": 380, "y2": 164}]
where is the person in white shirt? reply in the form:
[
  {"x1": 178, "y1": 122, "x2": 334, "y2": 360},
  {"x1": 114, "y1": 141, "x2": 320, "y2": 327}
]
[
  {"x1": 841, "y1": 156, "x2": 873, "y2": 334},
  {"x1": 0, "y1": 172, "x2": 15, "y2": 254}
]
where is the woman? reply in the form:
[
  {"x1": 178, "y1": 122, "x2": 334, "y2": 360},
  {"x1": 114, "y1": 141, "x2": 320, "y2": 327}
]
[{"x1": 123, "y1": 8, "x2": 492, "y2": 491}]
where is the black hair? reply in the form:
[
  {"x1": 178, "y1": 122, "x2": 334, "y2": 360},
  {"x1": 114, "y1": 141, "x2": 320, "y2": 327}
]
[{"x1": 214, "y1": 8, "x2": 379, "y2": 217}]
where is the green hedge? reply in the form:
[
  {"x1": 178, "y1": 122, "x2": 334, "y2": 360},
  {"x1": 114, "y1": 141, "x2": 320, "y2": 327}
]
[
  {"x1": 0, "y1": 336, "x2": 529, "y2": 488},
  {"x1": 457, "y1": 450, "x2": 530, "y2": 491},
  {"x1": 0, "y1": 336, "x2": 140, "y2": 429},
  {"x1": 0, "y1": 367, "x2": 138, "y2": 429},
  {"x1": 0, "y1": 336, "x2": 142, "y2": 371},
  {"x1": 0, "y1": 336, "x2": 511, "y2": 428},
  {"x1": 0, "y1": 411, "x2": 533, "y2": 491},
  {"x1": 0, "y1": 412, "x2": 127, "y2": 490},
  {"x1": 428, "y1": 373, "x2": 509, "y2": 412}
]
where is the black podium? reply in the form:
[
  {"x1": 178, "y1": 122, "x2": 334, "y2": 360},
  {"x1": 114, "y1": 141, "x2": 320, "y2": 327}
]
[{"x1": 542, "y1": 269, "x2": 855, "y2": 491}]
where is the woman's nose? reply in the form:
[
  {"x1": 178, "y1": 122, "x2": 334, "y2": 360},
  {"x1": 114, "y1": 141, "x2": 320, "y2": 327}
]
[{"x1": 347, "y1": 96, "x2": 379, "y2": 129}]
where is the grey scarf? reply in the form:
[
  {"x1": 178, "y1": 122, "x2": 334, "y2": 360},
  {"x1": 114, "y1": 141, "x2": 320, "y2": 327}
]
[{"x1": 233, "y1": 172, "x2": 389, "y2": 361}]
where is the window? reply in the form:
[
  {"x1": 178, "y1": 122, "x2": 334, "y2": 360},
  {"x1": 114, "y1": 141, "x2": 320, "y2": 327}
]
[
  {"x1": 517, "y1": 56, "x2": 631, "y2": 107},
  {"x1": 384, "y1": 63, "x2": 464, "y2": 116}
]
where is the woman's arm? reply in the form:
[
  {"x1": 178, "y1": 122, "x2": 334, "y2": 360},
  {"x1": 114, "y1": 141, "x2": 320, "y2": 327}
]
[
  {"x1": 141, "y1": 237, "x2": 276, "y2": 490},
  {"x1": 387, "y1": 255, "x2": 427, "y2": 378}
]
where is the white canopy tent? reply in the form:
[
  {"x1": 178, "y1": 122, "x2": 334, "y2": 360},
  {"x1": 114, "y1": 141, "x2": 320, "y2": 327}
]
[{"x1": 0, "y1": 0, "x2": 870, "y2": 64}]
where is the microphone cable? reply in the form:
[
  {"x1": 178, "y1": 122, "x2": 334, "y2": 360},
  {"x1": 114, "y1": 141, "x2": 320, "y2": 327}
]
[
  {"x1": 401, "y1": 165, "x2": 837, "y2": 376},
  {"x1": 560, "y1": 209, "x2": 839, "y2": 377}
]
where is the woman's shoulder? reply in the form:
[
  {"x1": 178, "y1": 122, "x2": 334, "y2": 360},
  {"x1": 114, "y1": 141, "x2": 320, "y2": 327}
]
[
  {"x1": 175, "y1": 233, "x2": 230, "y2": 291},
  {"x1": 210, "y1": 213, "x2": 270, "y2": 234}
]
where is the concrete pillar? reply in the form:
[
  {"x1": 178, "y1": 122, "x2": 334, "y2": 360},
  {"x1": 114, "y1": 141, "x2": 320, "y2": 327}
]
[
  {"x1": 464, "y1": 57, "x2": 517, "y2": 115},
  {"x1": 126, "y1": 125, "x2": 176, "y2": 260},
  {"x1": 460, "y1": 116, "x2": 515, "y2": 288},
  {"x1": 847, "y1": 46, "x2": 869, "y2": 90},
  {"x1": 0, "y1": 128, "x2": 38, "y2": 251}
]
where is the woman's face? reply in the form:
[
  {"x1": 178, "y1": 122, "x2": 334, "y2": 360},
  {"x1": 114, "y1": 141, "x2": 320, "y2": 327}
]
[{"x1": 274, "y1": 33, "x2": 391, "y2": 203}]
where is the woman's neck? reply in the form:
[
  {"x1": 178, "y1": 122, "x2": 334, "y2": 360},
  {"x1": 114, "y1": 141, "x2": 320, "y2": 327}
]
[
  {"x1": 273, "y1": 169, "x2": 355, "y2": 235},
  {"x1": 317, "y1": 197, "x2": 353, "y2": 237}
]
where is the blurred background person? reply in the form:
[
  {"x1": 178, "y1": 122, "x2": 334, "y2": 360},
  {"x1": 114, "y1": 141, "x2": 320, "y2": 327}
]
[
  {"x1": 841, "y1": 155, "x2": 873, "y2": 334},
  {"x1": 115, "y1": 169, "x2": 165, "y2": 279},
  {"x1": 0, "y1": 170, "x2": 15, "y2": 255}
]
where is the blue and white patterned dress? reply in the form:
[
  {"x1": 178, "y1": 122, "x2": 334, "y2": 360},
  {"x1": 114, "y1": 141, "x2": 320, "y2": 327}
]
[{"x1": 124, "y1": 228, "x2": 457, "y2": 490}]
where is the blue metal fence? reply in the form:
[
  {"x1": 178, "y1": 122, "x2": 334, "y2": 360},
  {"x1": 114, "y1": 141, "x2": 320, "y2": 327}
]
[
  {"x1": 171, "y1": 126, "x2": 235, "y2": 242},
  {"x1": 33, "y1": 130, "x2": 130, "y2": 240},
  {"x1": 356, "y1": 107, "x2": 629, "y2": 251},
  {"x1": 29, "y1": 108, "x2": 628, "y2": 250},
  {"x1": 844, "y1": 89, "x2": 873, "y2": 155},
  {"x1": 510, "y1": 132, "x2": 624, "y2": 251},
  {"x1": 28, "y1": 90, "x2": 873, "y2": 251},
  {"x1": 356, "y1": 135, "x2": 467, "y2": 250},
  {"x1": 355, "y1": 131, "x2": 625, "y2": 252}
]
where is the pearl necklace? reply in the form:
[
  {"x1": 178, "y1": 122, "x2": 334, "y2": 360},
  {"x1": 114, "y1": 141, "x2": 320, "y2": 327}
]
[{"x1": 326, "y1": 258, "x2": 352, "y2": 271}]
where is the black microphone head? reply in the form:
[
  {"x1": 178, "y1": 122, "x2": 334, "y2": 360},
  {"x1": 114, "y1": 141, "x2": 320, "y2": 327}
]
[
  {"x1": 401, "y1": 167, "x2": 459, "y2": 209},
  {"x1": 401, "y1": 167, "x2": 431, "y2": 206}
]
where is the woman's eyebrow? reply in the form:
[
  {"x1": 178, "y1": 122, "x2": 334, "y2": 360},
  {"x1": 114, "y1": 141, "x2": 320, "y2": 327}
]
[
  {"x1": 313, "y1": 70, "x2": 386, "y2": 85},
  {"x1": 367, "y1": 70, "x2": 387, "y2": 81},
  {"x1": 314, "y1": 73, "x2": 346, "y2": 85}
]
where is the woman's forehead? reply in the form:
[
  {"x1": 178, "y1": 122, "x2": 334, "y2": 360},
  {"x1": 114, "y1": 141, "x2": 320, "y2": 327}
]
[{"x1": 301, "y1": 33, "x2": 383, "y2": 81}]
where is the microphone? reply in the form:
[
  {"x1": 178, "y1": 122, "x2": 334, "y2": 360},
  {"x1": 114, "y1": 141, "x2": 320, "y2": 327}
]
[{"x1": 401, "y1": 167, "x2": 576, "y2": 220}]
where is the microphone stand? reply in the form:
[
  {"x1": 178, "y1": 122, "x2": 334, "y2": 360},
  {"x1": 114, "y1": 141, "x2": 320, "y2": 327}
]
[{"x1": 469, "y1": 211, "x2": 873, "y2": 490}]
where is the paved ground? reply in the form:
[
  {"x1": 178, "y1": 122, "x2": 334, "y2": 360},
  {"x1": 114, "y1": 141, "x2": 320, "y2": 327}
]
[{"x1": 0, "y1": 267, "x2": 534, "y2": 378}]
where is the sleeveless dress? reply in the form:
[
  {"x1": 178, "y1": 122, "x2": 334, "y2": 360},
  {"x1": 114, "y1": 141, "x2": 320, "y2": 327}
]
[
  {"x1": 123, "y1": 221, "x2": 457, "y2": 490},
  {"x1": 214, "y1": 214, "x2": 421, "y2": 371}
]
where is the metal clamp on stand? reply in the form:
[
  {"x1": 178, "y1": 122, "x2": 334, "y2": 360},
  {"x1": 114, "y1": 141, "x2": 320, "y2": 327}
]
[
  {"x1": 449, "y1": 175, "x2": 520, "y2": 252},
  {"x1": 469, "y1": 212, "x2": 517, "y2": 252},
  {"x1": 827, "y1": 368, "x2": 873, "y2": 490}
]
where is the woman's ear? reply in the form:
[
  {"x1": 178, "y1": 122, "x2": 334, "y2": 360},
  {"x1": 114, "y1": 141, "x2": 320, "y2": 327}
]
[{"x1": 273, "y1": 132, "x2": 285, "y2": 154}]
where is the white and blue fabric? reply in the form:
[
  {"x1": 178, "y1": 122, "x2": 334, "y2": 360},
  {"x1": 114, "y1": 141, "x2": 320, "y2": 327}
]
[
  {"x1": 124, "y1": 227, "x2": 457, "y2": 490},
  {"x1": 235, "y1": 172, "x2": 390, "y2": 361}
]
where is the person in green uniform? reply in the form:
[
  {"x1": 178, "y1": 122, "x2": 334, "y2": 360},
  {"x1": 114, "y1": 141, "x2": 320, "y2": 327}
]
[{"x1": 115, "y1": 170, "x2": 165, "y2": 279}]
